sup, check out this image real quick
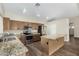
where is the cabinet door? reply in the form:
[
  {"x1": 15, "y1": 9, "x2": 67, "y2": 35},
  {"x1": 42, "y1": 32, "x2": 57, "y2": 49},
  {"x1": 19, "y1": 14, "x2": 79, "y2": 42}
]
[
  {"x1": 19, "y1": 34, "x2": 26, "y2": 45},
  {"x1": 32, "y1": 34, "x2": 41, "y2": 42},
  {"x1": 41, "y1": 37, "x2": 49, "y2": 52},
  {"x1": 3, "y1": 17, "x2": 10, "y2": 31},
  {"x1": 49, "y1": 39, "x2": 58, "y2": 55},
  {"x1": 11, "y1": 21, "x2": 17, "y2": 30},
  {"x1": 57, "y1": 37, "x2": 64, "y2": 47}
]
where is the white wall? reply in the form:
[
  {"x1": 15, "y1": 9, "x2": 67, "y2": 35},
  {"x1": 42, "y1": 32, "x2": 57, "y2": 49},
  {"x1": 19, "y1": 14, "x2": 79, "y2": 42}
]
[
  {"x1": 56, "y1": 19, "x2": 69, "y2": 41},
  {"x1": 0, "y1": 4, "x2": 4, "y2": 17},
  {"x1": 46, "y1": 22, "x2": 56, "y2": 35},
  {"x1": 69, "y1": 16, "x2": 79, "y2": 37},
  {"x1": 0, "y1": 16, "x2": 3, "y2": 33},
  {"x1": 46, "y1": 18, "x2": 69, "y2": 41},
  {"x1": 0, "y1": 4, "x2": 3, "y2": 33}
]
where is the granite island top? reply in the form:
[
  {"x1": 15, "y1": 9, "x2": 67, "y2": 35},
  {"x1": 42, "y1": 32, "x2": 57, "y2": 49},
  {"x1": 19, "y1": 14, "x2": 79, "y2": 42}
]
[{"x1": 41, "y1": 34, "x2": 65, "y2": 40}]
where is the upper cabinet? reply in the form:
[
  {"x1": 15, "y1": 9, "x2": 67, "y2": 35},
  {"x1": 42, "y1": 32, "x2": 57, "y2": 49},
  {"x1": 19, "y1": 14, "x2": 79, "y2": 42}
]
[
  {"x1": 3, "y1": 17, "x2": 10, "y2": 32},
  {"x1": 3, "y1": 17, "x2": 43, "y2": 32},
  {"x1": 10, "y1": 20, "x2": 43, "y2": 30}
]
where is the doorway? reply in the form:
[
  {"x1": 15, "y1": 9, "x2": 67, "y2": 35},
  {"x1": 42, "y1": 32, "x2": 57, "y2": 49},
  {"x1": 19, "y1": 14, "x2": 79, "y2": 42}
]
[{"x1": 69, "y1": 22, "x2": 75, "y2": 41}]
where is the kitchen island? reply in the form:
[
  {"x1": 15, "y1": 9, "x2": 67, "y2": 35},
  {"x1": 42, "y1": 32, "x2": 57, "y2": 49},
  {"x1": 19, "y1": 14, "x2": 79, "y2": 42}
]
[{"x1": 41, "y1": 34, "x2": 64, "y2": 55}]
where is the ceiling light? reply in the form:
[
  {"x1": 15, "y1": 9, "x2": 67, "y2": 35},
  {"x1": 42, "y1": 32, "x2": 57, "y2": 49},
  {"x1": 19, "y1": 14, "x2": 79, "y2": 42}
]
[
  {"x1": 23, "y1": 8, "x2": 27, "y2": 13},
  {"x1": 35, "y1": 3, "x2": 40, "y2": 7},
  {"x1": 46, "y1": 17, "x2": 49, "y2": 19},
  {"x1": 71, "y1": 26, "x2": 75, "y2": 29},
  {"x1": 36, "y1": 14, "x2": 40, "y2": 17}
]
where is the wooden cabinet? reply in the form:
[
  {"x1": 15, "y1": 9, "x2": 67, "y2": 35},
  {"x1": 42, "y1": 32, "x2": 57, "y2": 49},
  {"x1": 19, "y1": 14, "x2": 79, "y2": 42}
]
[
  {"x1": 10, "y1": 21, "x2": 17, "y2": 30},
  {"x1": 41, "y1": 35, "x2": 64, "y2": 55},
  {"x1": 19, "y1": 34, "x2": 27, "y2": 46},
  {"x1": 48, "y1": 38, "x2": 64, "y2": 55},
  {"x1": 32, "y1": 23, "x2": 39, "y2": 30},
  {"x1": 10, "y1": 20, "x2": 28, "y2": 30},
  {"x1": 32, "y1": 34, "x2": 41, "y2": 42},
  {"x1": 41, "y1": 37, "x2": 49, "y2": 54},
  {"x1": 19, "y1": 33, "x2": 41, "y2": 45},
  {"x1": 10, "y1": 20, "x2": 41, "y2": 30},
  {"x1": 3, "y1": 17, "x2": 43, "y2": 31},
  {"x1": 3, "y1": 17, "x2": 10, "y2": 31}
]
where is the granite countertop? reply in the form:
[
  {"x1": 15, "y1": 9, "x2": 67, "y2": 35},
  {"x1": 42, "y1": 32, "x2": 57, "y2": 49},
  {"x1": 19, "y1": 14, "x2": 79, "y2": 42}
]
[
  {"x1": 0, "y1": 36, "x2": 28, "y2": 56},
  {"x1": 41, "y1": 34, "x2": 65, "y2": 40}
]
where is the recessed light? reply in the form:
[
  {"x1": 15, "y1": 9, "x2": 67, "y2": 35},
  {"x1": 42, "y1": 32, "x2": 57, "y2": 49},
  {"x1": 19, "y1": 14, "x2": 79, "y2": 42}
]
[
  {"x1": 23, "y1": 8, "x2": 27, "y2": 13},
  {"x1": 46, "y1": 17, "x2": 49, "y2": 19},
  {"x1": 36, "y1": 14, "x2": 40, "y2": 17}
]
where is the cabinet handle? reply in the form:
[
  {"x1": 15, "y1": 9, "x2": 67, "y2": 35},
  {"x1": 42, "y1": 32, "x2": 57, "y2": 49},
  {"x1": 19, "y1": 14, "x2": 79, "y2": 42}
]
[
  {"x1": 56, "y1": 39, "x2": 58, "y2": 42},
  {"x1": 46, "y1": 42, "x2": 48, "y2": 45}
]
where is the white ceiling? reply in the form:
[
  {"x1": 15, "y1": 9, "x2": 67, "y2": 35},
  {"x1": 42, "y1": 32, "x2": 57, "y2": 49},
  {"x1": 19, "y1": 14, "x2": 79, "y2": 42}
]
[{"x1": 1, "y1": 3, "x2": 79, "y2": 21}]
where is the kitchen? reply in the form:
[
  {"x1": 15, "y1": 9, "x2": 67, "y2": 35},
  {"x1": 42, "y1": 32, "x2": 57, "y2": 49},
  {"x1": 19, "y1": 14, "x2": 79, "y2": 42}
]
[{"x1": 0, "y1": 3, "x2": 79, "y2": 56}]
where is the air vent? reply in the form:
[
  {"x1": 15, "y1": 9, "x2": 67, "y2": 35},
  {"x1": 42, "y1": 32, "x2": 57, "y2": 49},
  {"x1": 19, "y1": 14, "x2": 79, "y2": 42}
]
[{"x1": 47, "y1": 19, "x2": 55, "y2": 22}]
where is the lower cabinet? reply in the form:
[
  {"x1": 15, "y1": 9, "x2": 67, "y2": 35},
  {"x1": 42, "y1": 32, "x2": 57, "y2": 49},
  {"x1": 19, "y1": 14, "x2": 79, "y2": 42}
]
[
  {"x1": 19, "y1": 34, "x2": 27, "y2": 46},
  {"x1": 32, "y1": 34, "x2": 41, "y2": 42},
  {"x1": 19, "y1": 34, "x2": 41, "y2": 45}
]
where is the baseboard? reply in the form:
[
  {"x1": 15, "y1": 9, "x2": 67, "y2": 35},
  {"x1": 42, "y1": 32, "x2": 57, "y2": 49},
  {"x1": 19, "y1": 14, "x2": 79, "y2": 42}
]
[{"x1": 74, "y1": 37, "x2": 79, "y2": 39}]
